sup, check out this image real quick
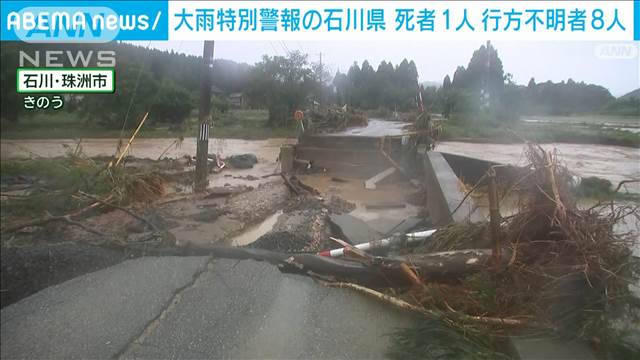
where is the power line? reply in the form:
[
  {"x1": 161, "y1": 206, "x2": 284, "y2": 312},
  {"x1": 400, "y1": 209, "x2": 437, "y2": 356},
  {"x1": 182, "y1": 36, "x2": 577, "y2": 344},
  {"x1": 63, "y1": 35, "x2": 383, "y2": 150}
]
[
  {"x1": 296, "y1": 41, "x2": 306, "y2": 54},
  {"x1": 118, "y1": 40, "x2": 152, "y2": 145},
  {"x1": 279, "y1": 40, "x2": 291, "y2": 55},
  {"x1": 268, "y1": 41, "x2": 281, "y2": 56}
]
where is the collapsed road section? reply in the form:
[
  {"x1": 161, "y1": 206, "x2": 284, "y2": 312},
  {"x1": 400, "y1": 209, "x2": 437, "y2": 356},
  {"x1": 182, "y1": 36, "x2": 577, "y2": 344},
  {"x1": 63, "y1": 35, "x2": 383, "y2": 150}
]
[{"x1": 1, "y1": 116, "x2": 638, "y2": 359}]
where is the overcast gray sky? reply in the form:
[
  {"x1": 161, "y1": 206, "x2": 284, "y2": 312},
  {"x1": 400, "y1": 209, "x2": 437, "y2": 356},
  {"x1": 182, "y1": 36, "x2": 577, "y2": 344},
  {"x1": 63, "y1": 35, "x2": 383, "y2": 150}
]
[{"x1": 134, "y1": 40, "x2": 639, "y2": 97}]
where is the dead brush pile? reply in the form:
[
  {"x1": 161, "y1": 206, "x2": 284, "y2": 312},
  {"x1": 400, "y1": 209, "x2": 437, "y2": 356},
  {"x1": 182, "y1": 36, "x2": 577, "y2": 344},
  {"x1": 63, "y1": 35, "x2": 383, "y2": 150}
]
[
  {"x1": 393, "y1": 144, "x2": 639, "y2": 358},
  {"x1": 308, "y1": 107, "x2": 368, "y2": 134},
  {"x1": 1, "y1": 143, "x2": 166, "y2": 233}
]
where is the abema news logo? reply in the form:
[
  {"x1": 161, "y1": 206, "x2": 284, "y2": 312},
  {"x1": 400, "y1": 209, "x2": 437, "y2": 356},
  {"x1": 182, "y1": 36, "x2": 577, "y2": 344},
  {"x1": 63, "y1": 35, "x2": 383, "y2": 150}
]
[{"x1": 1, "y1": 1, "x2": 168, "y2": 42}]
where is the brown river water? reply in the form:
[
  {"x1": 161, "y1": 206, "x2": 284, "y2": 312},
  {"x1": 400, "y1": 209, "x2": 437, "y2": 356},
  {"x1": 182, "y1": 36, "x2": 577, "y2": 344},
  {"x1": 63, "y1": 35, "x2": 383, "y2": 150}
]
[
  {"x1": 1, "y1": 137, "x2": 296, "y2": 188},
  {"x1": 3, "y1": 137, "x2": 637, "y2": 193},
  {"x1": 2, "y1": 137, "x2": 637, "y2": 254},
  {"x1": 437, "y1": 141, "x2": 640, "y2": 194}
]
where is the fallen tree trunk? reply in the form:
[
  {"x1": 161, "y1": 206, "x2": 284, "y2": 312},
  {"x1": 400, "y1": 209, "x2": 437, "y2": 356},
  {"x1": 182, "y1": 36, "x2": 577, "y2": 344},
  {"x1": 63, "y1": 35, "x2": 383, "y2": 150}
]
[
  {"x1": 278, "y1": 253, "x2": 410, "y2": 287},
  {"x1": 393, "y1": 249, "x2": 512, "y2": 279},
  {"x1": 320, "y1": 281, "x2": 533, "y2": 328},
  {"x1": 146, "y1": 245, "x2": 508, "y2": 287},
  {"x1": 137, "y1": 244, "x2": 407, "y2": 287},
  {"x1": 281, "y1": 249, "x2": 512, "y2": 286}
]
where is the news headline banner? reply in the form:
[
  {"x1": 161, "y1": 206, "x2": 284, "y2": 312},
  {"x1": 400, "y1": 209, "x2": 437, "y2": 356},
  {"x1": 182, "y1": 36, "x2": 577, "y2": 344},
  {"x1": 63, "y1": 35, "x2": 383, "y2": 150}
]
[{"x1": 1, "y1": 0, "x2": 638, "y2": 42}]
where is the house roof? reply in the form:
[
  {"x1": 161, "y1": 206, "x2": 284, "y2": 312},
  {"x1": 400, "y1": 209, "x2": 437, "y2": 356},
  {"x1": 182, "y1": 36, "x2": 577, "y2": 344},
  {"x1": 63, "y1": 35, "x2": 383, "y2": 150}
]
[{"x1": 210, "y1": 84, "x2": 224, "y2": 94}]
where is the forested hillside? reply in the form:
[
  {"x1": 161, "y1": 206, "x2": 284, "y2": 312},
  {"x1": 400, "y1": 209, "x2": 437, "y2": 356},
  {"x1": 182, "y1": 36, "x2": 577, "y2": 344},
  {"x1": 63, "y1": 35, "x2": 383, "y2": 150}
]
[
  {"x1": 1, "y1": 41, "x2": 634, "y2": 131},
  {"x1": 1, "y1": 42, "x2": 251, "y2": 127}
]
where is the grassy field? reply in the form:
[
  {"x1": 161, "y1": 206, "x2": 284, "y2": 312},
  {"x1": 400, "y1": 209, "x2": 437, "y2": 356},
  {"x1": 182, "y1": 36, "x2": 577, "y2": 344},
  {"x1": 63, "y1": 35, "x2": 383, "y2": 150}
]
[
  {"x1": 3, "y1": 109, "x2": 637, "y2": 147},
  {"x1": 0, "y1": 109, "x2": 297, "y2": 140},
  {"x1": 214, "y1": 109, "x2": 297, "y2": 138},
  {"x1": 522, "y1": 114, "x2": 640, "y2": 126},
  {"x1": 441, "y1": 116, "x2": 640, "y2": 148}
]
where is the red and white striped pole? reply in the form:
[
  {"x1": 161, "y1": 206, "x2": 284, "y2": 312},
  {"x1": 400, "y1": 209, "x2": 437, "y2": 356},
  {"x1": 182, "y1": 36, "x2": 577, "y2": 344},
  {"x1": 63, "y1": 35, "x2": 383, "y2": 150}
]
[{"x1": 318, "y1": 229, "x2": 437, "y2": 258}]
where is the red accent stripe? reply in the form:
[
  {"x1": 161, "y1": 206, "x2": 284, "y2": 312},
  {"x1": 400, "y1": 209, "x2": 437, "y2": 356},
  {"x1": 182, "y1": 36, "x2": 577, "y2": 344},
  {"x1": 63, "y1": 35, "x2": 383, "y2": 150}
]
[{"x1": 318, "y1": 250, "x2": 331, "y2": 257}]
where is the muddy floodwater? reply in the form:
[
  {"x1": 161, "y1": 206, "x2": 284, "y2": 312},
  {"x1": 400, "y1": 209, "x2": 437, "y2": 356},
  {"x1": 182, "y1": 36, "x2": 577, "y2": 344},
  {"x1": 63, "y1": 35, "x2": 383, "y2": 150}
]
[
  {"x1": 298, "y1": 173, "x2": 422, "y2": 232},
  {"x1": 229, "y1": 210, "x2": 283, "y2": 246},
  {"x1": 1, "y1": 137, "x2": 296, "y2": 188},
  {"x1": 437, "y1": 141, "x2": 640, "y2": 194},
  {"x1": 0, "y1": 137, "x2": 294, "y2": 161},
  {"x1": 3, "y1": 137, "x2": 638, "y2": 194}
]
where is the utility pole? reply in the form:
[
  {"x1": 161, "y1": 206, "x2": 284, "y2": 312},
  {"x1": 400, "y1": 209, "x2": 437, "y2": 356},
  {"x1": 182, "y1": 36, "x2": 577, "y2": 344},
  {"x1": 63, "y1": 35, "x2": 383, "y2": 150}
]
[
  {"x1": 317, "y1": 52, "x2": 323, "y2": 105},
  {"x1": 194, "y1": 40, "x2": 215, "y2": 192}
]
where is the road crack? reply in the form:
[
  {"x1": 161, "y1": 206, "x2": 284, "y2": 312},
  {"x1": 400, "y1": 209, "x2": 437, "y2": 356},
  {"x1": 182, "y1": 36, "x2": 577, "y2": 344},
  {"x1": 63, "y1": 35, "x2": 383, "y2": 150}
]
[{"x1": 114, "y1": 256, "x2": 215, "y2": 359}]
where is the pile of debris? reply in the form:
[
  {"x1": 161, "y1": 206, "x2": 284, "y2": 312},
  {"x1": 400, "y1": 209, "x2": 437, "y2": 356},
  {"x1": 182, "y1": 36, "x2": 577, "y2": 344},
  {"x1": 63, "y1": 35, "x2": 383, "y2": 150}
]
[
  {"x1": 390, "y1": 144, "x2": 638, "y2": 358},
  {"x1": 3, "y1": 136, "x2": 637, "y2": 359},
  {"x1": 316, "y1": 143, "x2": 638, "y2": 358},
  {"x1": 306, "y1": 106, "x2": 368, "y2": 134},
  {"x1": 207, "y1": 153, "x2": 258, "y2": 173},
  {"x1": 176, "y1": 144, "x2": 639, "y2": 358}
]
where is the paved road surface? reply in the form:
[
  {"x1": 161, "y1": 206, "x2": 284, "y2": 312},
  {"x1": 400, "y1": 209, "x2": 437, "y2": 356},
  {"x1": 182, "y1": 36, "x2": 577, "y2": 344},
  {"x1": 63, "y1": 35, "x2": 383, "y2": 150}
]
[
  {"x1": 325, "y1": 119, "x2": 409, "y2": 137},
  {"x1": 1, "y1": 256, "x2": 414, "y2": 359}
]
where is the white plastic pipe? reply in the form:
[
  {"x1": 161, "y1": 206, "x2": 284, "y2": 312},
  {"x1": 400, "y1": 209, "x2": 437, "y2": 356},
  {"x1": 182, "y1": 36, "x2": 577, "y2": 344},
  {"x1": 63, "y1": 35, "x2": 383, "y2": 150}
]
[{"x1": 318, "y1": 229, "x2": 437, "y2": 257}]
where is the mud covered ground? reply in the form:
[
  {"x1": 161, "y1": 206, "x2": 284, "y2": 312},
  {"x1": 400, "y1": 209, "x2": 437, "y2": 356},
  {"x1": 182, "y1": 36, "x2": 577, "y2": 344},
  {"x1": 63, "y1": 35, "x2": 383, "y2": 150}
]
[
  {"x1": 1, "y1": 137, "x2": 428, "y2": 307},
  {"x1": 1, "y1": 138, "x2": 294, "y2": 307},
  {"x1": 0, "y1": 178, "x2": 295, "y2": 307},
  {"x1": 1, "y1": 173, "x2": 425, "y2": 307},
  {"x1": 0, "y1": 178, "x2": 373, "y2": 307}
]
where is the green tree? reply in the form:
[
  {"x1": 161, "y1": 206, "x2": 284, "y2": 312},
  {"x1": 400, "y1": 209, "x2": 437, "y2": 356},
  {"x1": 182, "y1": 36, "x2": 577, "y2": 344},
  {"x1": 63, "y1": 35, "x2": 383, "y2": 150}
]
[
  {"x1": 376, "y1": 61, "x2": 395, "y2": 108},
  {"x1": 442, "y1": 42, "x2": 512, "y2": 121},
  {"x1": 79, "y1": 64, "x2": 159, "y2": 129},
  {"x1": 345, "y1": 62, "x2": 362, "y2": 106},
  {"x1": 151, "y1": 81, "x2": 194, "y2": 127},
  {"x1": 0, "y1": 43, "x2": 21, "y2": 123},
  {"x1": 527, "y1": 77, "x2": 536, "y2": 90},
  {"x1": 526, "y1": 79, "x2": 615, "y2": 116},
  {"x1": 333, "y1": 71, "x2": 349, "y2": 105},
  {"x1": 442, "y1": 75, "x2": 452, "y2": 91},
  {"x1": 246, "y1": 51, "x2": 314, "y2": 127},
  {"x1": 335, "y1": 58, "x2": 420, "y2": 111}
]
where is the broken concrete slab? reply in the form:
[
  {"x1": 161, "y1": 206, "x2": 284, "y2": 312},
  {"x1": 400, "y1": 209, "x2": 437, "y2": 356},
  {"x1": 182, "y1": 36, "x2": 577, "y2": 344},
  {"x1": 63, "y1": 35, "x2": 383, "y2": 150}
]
[
  {"x1": 422, "y1": 151, "x2": 485, "y2": 226},
  {"x1": 364, "y1": 167, "x2": 396, "y2": 190},
  {"x1": 329, "y1": 213, "x2": 382, "y2": 245},
  {"x1": 363, "y1": 202, "x2": 406, "y2": 210},
  {"x1": 1, "y1": 256, "x2": 209, "y2": 360}
]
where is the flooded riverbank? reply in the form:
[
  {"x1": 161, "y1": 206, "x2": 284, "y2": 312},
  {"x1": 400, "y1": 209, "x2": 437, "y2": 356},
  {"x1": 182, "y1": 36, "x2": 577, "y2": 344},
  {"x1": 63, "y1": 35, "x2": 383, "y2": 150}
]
[
  {"x1": 522, "y1": 115, "x2": 640, "y2": 133},
  {"x1": 0, "y1": 137, "x2": 295, "y2": 160},
  {"x1": 437, "y1": 141, "x2": 640, "y2": 194},
  {"x1": 3, "y1": 137, "x2": 637, "y2": 194},
  {"x1": 1, "y1": 137, "x2": 296, "y2": 189}
]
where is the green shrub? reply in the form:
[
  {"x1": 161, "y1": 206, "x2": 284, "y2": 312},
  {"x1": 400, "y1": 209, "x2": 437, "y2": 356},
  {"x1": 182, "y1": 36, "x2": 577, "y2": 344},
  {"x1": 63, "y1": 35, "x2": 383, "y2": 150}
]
[
  {"x1": 211, "y1": 96, "x2": 230, "y2": 114},
  {"x1": 576, "y1": 176, "x2": 612, "y2": 198},
  {"x1": 151, "y1": 82, "x2": 194, "y2": 126}
]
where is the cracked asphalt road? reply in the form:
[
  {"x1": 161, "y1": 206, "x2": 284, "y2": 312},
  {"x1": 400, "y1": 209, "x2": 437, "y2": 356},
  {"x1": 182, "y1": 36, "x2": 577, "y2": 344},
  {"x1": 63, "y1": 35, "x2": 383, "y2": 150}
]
[{"x1": 1, "y1": 256, "x2": 415, "y2": 359}]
